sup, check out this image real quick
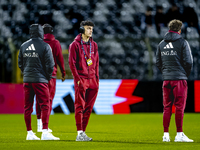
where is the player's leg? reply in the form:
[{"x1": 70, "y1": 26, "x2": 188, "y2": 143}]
[
  {"x1": 23, "y1": 83, "x2": 40, "y2": 140},
  {"x1": 36, "y1": 97, "x2": 41, "y2": 118},
  {"x1": 162, "y1": 81, "x2": 173, "y2": 142},
  {"x1": 82, "y1": 78, "x2": 98, "y2": 141},
  {"x1": 33, "y1": 83, "x2": 50, "y2": 129},
  {"x1": 82, "y1": 89, "x2": 98, "y2": 131},
  {"x1": 80, "y1": 88, "x2": 98, "y2": 141},
  {"x1": 74, "y1": 78, "x2": 89, "y2": 141},
  {"x1": 37, "y1": 78, "x2": 56, "y2": 132},
  {"x1": 46, "y1": 78, "x2": 56, "y2": 132},
  {"x1": 173, "y1": 80, "x2": 187, "y2": 132},
  {"x1": 173, "y1": 80, "x2": 193, "y2": 142},
  {"x1": 36, "y1": 97, "x2": 42, "y2": 132},
  {"x1": 48, "y1": 78, "x2": 56, "y2": 114},
  {"x1": 33, "y1": 83, "x2": 59, "y2": 140}
]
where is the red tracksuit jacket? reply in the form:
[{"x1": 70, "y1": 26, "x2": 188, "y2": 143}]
[
  {"x1": 44, "y1": 33, "x2": 66, "y2": 78},
  {"x1": 68, "y1": 34, "x2": 99, "y2": 82}
]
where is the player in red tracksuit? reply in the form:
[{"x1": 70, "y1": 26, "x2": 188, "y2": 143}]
[
  {"x1": 18, "y1": 24, "x2": 59, "y2": 140},
  {"x1": 156, "y1": 20, "x2": 193, "y2": 142},
  {"x1": 36, "y1": 24, "x2": 66, "y2": 132},
  {"x1": 69, "y1": 20, "x2": 99, "y2": 141}
]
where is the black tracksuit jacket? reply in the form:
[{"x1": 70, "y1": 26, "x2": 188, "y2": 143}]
[
  {"x1": 156, "y1": 32, "x2": 193, "y2": 80},
  {"x1": 18, "y1": 24, "x2": 54, "y2": 83}
]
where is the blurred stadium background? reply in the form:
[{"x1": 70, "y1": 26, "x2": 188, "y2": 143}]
[{"x1": 0, "y1": 0, "x2": 200, "y2": 114}]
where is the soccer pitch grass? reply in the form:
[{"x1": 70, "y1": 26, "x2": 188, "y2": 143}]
[{"x1": 0, "y1": 113, "x2": 199, "y2": 150}]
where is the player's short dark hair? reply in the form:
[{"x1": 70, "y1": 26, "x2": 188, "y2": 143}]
[
  {"x1": 80, "y1": 20, "x2": 95, "y2": 27},
  {"x1": 168, "y1": 19, "x2": 182, "y2": 32},
  {"x1": 42, "y1": 24, "x2": 53, "y2": 34}
]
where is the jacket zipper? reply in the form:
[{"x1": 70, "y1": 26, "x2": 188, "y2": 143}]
[{"x1": 87, "y1": 44, "x2": 90, "y2": 79}]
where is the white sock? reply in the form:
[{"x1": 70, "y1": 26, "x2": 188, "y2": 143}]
[
  {"x1": 37, "y1": 119, "x2": 42, "y2": 126},
  {"x1": 164, "y1": 132, "x2": 169, "y2": 137},
  {"x1": 27, "y1": 130, "x2": 33, "y2": 134},
  {"x1": 177, "y1": 132, "x2": 183, "y2": 136},
  {"x1": 77, "y1": 130, "x2": 83, "y2": 136}
]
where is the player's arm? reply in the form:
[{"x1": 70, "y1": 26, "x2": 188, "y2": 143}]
[
  {"x1": 18, "y1": 47, "x2": 24, "y2": 73},
  {"x1": 55, "y1": 41, "x2": 66, "y2": 82},
  {"x1": 182, "y1": 40, "x2": 193, "y2": 77},
  {"x1": 68, "y1": 43, "x2": 80, "y2": 84},
  {"x1": 44, "y1": 44, "x2": 55, "y2": 81},
  {"x1": 95, "y1": 43, "x2": 99, "y2": 83},
  {"x1": 156, "y1": 45, "x2": 162, "y2": 72}
]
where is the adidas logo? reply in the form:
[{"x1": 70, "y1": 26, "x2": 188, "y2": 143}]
[
  {"x1": 26, "y1": 44, "x2": 35, "y2": 50},
  {"x1": 164, "y1": 42, "x2": 174, "y2": 49}
]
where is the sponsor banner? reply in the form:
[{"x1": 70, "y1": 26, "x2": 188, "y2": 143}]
[
  {"x1": 0, "y1": 84, "x2": 24, "y2": 113},
  {"x1": 194, "y1": 81, "x2": 200, "y2": 112},
  {"x1": 33, "y1": 79, "x2": 139, "y2": 114},
  {"x1": 0, "y1": 80, "x2": 197, "y2": 114},
  {"x1": 33, "y1": 79, "x2": 194, "y2": 114}
]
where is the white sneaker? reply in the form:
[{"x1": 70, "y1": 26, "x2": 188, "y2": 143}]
[
  {"x1": 76, "y1": 132, "x2": 92, "y2": 141},
  {"x1": 41, "y1": 131, "x2": 60, "y2": 140},
  {"x1": 48, "y1": 128, "x2": 53, "y2": 132},
  {"x1": 37, "y1": 120, "x2": 52, "y2": 132},
  {"x1": 174, "y1": 133, "x2": 194, "y2": 142},
  {"x1": 26, "y1": 131, "x2": 40, "y2": 140},
  {"x1": 38, "y1": 128, "x2": 53, "y2": 132},
  {"x1": 163, "y1": 136, "x2": 170, "y2": 142},
  {"x1": 76, "y1": 133, "x2": 84, "y2": 141},
  {"x1": 82, "y1": 132, "x2": 92, "y2": 141}
]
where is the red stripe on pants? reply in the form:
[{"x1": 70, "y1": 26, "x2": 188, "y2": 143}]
[
  {"x1": 162, "y1": 80, "x2": 187, "y2": 132},
  {"x1": 36, "y1": 78, "x2": 56, "y2": 119},
  {"x1": 23, "y1": 83, "x2": 50, "y2": 131},
  {"x1": 74, "y1": 77, "x2": 99, "y2": 131}
]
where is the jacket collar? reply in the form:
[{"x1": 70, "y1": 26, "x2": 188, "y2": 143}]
[
  {"x1": 169, "y1": 30, "x2": 180, "y2": 35},
  {"x1": 164, "y1": 31, "x2": 182, "y2": 42},
  {"x1": 75, "y1": 33, "x2": 93, "y2": 44}
]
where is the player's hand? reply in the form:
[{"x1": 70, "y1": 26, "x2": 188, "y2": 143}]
[
  {"x1": 61, "y1": 76, "x2": 65, "y2": 82},
  {"x1": 77, "y1": 81, "x2": 80, "y2": 85}
]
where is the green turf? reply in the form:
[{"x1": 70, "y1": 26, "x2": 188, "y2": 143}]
[{"x1": 0, "y1": 113, "x2": 199, "y2": 150}]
